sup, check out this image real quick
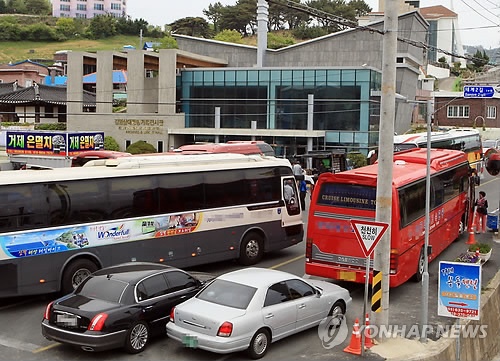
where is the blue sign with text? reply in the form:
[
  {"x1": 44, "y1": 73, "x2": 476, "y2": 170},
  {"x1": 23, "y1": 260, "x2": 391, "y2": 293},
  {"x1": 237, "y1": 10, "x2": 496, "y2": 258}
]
[
  {"x1": 438, "y1": 261, "x2": 481, "y2": 320},
  {"x1": 463, "y1": 86, "x2": 495, "y2": 98}
]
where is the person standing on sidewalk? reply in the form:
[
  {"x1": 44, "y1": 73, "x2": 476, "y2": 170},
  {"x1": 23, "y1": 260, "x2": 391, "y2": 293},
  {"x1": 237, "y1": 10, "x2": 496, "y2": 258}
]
[
  {"x1": 475, "y1": 191, "x2": 488, "y2": 233},
  {"x1": 299, "y1": 179, "x2": 307, "y2": 211}
]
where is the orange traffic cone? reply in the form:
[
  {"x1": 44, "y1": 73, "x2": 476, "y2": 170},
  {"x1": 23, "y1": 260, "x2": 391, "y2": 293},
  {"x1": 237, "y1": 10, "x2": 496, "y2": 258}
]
[
  {"x1": 466, "y1": 219, "x2": 476, "y2": 245},
  {"x1": 344, "y1": 318, "x2": 362, "y2": 355},
  {"x1": 364, "y1": 313, "x2": 374, "y2": 348}
]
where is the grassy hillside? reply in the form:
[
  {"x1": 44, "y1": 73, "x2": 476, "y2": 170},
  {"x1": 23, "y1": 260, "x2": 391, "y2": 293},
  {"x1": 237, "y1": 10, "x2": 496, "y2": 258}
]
[{"x1": 0, "y1": 35, "x2": 160, "y2": 64}]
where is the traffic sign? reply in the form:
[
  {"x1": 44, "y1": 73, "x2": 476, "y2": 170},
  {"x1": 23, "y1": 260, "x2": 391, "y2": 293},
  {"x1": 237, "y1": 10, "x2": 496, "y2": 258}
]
[
  {"x1": 438, "y1": 261, "x2": 481, "y2": 320},
  {"x1": 350, "y1": 220, "x2": 389, "y2": 257},
  {"x1": 463, "y1": 86, "x2": 495, "y2": 98}
]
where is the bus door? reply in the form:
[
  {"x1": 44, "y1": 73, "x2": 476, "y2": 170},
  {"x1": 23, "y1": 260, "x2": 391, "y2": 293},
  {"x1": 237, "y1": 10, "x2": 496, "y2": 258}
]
[{"x1": 282, "y1": 177, "x2": 301, "y2": 217}]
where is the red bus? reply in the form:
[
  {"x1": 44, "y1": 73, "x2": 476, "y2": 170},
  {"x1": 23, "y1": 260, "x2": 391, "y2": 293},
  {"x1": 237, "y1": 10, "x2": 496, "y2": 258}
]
[
  {"x1": 305, "y1": 148, "x2": 473, "y2": 287},
  {"x1": 176, "y1": 141, "x2": 275, "y2": 156}
]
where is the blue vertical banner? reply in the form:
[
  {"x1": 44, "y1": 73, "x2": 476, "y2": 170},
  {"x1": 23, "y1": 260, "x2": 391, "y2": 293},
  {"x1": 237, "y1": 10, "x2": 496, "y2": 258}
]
[{"x1": 438, "y1": 261, "x2": 481, "y2": 320}]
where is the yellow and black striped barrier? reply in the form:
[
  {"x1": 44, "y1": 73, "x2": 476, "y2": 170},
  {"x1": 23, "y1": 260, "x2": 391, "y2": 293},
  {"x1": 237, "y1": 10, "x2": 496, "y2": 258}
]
[{"x1": 371, "y1": 270, "x2": 382, "y2": 312}]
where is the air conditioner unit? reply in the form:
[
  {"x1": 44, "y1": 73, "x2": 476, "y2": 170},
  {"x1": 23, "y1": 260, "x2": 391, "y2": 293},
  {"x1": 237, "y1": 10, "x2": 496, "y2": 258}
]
[
  {"x1": 145, "y1": 70, "x2": 154, "y2": 78},
  {"x1": 176, "y1": 68, "x2": 181, "y2": 75}
]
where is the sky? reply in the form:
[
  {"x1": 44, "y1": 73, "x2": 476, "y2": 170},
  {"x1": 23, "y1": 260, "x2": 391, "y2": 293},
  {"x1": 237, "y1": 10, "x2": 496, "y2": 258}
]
[{"x1": 127, "y1": 0, "x2": 500, "y2": 49}]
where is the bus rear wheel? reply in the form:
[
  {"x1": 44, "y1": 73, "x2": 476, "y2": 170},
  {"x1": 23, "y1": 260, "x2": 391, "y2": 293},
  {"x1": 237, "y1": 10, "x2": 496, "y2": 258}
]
[
  {"x1": 412, "y1": 248, "x2": 425, "y2": 282},
  {"x1": 239, "y1": 233, "x2": 264, "y2": 266},
  {"x1": 61, "y1": 259, "x2": 98, "y2": 294}
]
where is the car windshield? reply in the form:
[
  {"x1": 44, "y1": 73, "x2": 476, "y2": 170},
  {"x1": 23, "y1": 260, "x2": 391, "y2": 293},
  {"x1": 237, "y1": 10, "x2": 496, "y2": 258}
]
[
  {"x1": 483, "y1": 140, "x2": 496, "y2": 148},
  {"x1": 77, "y1": 276, "x2": 128, "y2": 303},
  {"x1": 196, "y1": 279, "x2": 256, "y2": 309}
]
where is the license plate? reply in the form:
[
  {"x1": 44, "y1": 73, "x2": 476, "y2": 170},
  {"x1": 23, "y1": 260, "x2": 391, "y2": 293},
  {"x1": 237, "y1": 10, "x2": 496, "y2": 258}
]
[
  {"x1": 56, "y1": 314, "x2": 78, "y2": 327},
  {"x1": 339, "y1": 271, "x2": 356, "y2": 281},
  {"x1": 182, "y1": 335, "x2": 198, "y2": 348}
]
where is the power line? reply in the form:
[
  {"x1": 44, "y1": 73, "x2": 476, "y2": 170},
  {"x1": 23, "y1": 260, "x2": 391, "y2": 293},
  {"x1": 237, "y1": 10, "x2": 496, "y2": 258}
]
[
  {"x1": 265, "y1": 0, "x2": 484, "y2": 62},
  {"x1": 461, "y1": 0, "x2": 500, "y2": 26}
]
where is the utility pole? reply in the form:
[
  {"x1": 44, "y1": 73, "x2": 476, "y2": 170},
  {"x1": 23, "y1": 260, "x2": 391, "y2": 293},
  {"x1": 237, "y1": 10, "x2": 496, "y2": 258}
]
[{"x1": 372, "y1": 0, "x2": 398, "y2": 336}]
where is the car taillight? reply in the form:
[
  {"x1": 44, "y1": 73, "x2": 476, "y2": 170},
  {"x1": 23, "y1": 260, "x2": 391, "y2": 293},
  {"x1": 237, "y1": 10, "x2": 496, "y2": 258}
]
[
  {"x1": 88, "y1": 313, "x2": 108, "y2": 331},
  {"x1": 217, "y1": 321, "x2": 233, "y2": 337},
  {"x1": 170, "y1": 307, "x2": 175, "y2": 322},
  {"x1": 43, "y1": 301, "x2": 54, "y2": 320}
]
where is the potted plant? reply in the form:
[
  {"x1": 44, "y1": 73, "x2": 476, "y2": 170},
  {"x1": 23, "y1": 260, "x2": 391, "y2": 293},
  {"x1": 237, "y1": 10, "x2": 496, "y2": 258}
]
[
  {"x1": 467, "y1": 242, "x2": 493, "y2": 263},
  {"x1": 454, "y1": 252, "x2": 481, "y2": 264}
]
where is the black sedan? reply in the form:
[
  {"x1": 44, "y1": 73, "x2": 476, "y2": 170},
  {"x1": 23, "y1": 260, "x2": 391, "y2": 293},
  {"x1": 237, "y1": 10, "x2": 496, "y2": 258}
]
[{"x1": 41, "y1": 262, "x2": 213, "y2": 354}]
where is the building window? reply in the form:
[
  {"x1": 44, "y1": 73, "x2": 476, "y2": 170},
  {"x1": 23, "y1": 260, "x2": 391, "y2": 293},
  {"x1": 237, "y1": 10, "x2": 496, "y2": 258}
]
[
  {"x1": 111, "y1": 3, "x2": 121, "y2": 10},
  {"x1": 487, "y1": 106, "x2": 496, "y2": 119},
  {"x1": 94, "y1": 3, "x2": 104, "y2": 10},
  {"x1": 76, "y1": 13, "x2": 87, "y2": 18},
  {"x1": 60, "y1": 4, "x2": 70, "y2": 11},
  {"x1": 77, "y1": 4, "x2": 86, "y2": 10},
  {"x1": 447, "y1": 105, "x2": 470, "y2": 118}
]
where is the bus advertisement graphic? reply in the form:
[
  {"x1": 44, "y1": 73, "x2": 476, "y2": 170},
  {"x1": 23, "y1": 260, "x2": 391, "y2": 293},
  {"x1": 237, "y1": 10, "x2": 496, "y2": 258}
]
[{"x1": 1, "y1": 212, "x2": 201, "y2": 259}]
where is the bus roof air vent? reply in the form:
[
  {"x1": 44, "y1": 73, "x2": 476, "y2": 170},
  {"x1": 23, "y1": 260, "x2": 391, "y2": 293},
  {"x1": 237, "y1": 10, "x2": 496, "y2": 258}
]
[{"x1": 395, "y1": 160, "x2": 406, "y2": 166}]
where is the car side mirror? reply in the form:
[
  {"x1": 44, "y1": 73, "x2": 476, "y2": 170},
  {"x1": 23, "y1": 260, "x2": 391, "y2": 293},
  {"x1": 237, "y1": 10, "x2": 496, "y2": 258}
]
[{"x1": 315, "y1": 287, "x2": 322, "y2": 297}]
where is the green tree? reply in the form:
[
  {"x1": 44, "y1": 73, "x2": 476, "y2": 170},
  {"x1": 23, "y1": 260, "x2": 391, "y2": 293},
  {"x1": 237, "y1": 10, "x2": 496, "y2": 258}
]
[
  {"x1": 159, "y1": 34, "x2": 178, "y2": 49},
  {"x1": 0, "y1": 0, "x2": 6, "y2": 13},
  {"x1": 24, "y1": 0, "x2": 50, "y2": 15},
  {"x1": 471, "y1": 49, "x2": 489, "y2": 71},
  {"x1": 214, "y1": 29, "x2": 243, "y2": 43},
  {"x1": 104, "y1": 136, "x2": 120, "y2": 151},
  {"x1": 203, "y1": 2, "x2": 225, "y2": 33},
  {"x1": 170, "y1": 17, "x2": 211, "y2": 37},
  {"x1": 23, "y1": 23, "x2": 59, "y2": 41},
  {"x1": 86, "y1": 14, "x2": 117, "y2": 39},
  {"x1": 55, "y1": 17, "x2": 77, "y2": 38},
  {"x1": 306, "y1": 0, "x2": 359, "y2": 32},
  {"x1": 6, "y1": 0, "x2": 27, "y2": 13},
  {"x1": 349, "y1": 0, "x2": 372, "y2": 17},
  {"x1": 126, "y1": 140, "x2": 156, "y2": 154}
]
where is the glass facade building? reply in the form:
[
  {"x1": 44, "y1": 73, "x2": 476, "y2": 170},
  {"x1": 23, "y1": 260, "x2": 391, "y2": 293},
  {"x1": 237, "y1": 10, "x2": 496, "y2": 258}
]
[{"x1": 179, "y1": 67, "x2": 382, "y2": 155}]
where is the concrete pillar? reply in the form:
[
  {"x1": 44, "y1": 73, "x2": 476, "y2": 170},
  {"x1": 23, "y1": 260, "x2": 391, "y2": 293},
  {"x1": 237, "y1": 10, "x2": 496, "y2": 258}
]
[
  {"x1": 66, "y1": 52, "x2": 84, "y2": 121},
  {"x1": 158, "y1": 49, "x2": 177, "y2": 115},
  {"x1": 215, "y1": 107, "x2": 221, "y2": 143},
  {"x1": 127, "y1": 51, "x2": 145, "y2": 114},
  {"x1": 96, "y1": 51, "x2": 114, "y2": 114},
  {"x1": 307, "y1": 94, "x2": 314, "y2": 169},
  {"x1": 256, "y1": 0, "x2": 269, "y2": 67}
]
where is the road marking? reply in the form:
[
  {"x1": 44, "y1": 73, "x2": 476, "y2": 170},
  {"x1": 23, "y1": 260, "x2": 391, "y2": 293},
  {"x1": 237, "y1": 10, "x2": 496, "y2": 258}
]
[
  {"x1": 33, "y1": 343, "x2": 60, "y2": 353},
  {"x1": 269, "y1": 255, "x2": 304, "y2": 269},
  {"x1": 0, "y1": 335, "x2": 42, "y2": 353}
]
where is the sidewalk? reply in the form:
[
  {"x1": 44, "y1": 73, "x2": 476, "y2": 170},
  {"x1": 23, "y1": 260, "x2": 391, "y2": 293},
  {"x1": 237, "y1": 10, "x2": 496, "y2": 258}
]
[{"x1": 367, "y1": 231, "x2": 500, "y2": 361}]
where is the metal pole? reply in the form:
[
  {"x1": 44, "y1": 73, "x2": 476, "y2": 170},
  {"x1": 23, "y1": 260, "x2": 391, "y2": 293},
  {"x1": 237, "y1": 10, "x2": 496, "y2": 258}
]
[
  {"x1": 373, "y1": 0, "x2": 398, "y2": 334},
  {"x1": 420, "y1": 99, "x2": 432, "y2": 342},
  {"x1": 361, "y1": 255, "x2": 370, "y2": 356}
]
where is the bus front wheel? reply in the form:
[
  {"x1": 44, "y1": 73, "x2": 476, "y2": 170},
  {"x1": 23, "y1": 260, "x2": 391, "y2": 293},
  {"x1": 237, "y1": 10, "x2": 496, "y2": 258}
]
[
  {"x1": 239, "y1": 233, "x2": 264, "y2": 266},
  {"x1": 61, "y1": 259, "x2": 98, "y2": 294}
]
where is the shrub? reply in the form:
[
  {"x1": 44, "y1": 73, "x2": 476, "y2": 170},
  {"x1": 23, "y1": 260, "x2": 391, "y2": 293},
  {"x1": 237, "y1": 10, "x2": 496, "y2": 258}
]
[
  {"x1": 467, "y1": 243, "x2": 492, "y2": 254},
  {"x1": 267, "y1": 32, "x2": 295, "y2": 49},
  {"x1": 35, "y1": 123, "x2": 66, "y2": 130},
  {"x1": 126, "y1": 140, "x2": 156, "y2": 154},
  {"x1": 347, "y1": 152, "x2": 367, "y2": 169},
  {"x1": 104, "y1": 136, "x2": 120, "y2": 151}
]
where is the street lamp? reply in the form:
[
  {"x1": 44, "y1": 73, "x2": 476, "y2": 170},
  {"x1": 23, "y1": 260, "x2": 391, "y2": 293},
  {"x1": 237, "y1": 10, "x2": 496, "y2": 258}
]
[{"x1": 397, "y1": 96, "x2": 433, "y2": 343}]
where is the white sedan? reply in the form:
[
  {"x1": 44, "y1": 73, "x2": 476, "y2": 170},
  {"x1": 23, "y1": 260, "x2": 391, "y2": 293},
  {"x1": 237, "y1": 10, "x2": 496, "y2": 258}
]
[{"x1": 166, "y1": 268, "x2": 351, "y2": 359}]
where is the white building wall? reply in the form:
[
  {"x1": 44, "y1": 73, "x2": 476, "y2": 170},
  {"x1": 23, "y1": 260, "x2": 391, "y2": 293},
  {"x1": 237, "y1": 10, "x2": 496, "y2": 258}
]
[{"x1": 52, "y1": 0, "x2": 126, "y2": 19}]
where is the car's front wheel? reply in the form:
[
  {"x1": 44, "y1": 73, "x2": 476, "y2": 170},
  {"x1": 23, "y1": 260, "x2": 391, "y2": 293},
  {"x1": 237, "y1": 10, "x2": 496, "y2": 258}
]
[
  {"x1": 247, "y1": 328, "x2": 270, "y2": 359},
  {"x1": 124, "y1": 321, "x2": 149, "y2": 354}
]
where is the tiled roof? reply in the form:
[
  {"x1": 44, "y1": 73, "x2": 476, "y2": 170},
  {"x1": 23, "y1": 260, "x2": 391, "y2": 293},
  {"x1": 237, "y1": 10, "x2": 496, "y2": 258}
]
[
  {"x1": 0, "y1": 82, "x2": 22, "y2": 95},
  {"x1": 419, "y1": 5, "x2": 457, "y2": 19},
  {"x1": 0, "y1": 83, "x2": 96, "y2": 107},
  {"x1": 9, "y1": 59, "x2": 49, "y2": 69}
]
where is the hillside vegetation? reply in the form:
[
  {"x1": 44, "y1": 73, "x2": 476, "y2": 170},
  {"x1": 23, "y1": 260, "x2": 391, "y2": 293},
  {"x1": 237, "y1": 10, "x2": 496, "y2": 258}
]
[{"x1": 0, "y1": 35, "x2": 160, "y2": 64}]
